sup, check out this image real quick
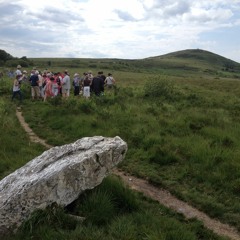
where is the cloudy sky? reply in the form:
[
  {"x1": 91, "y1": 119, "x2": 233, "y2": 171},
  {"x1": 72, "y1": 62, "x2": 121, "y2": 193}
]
[{"x1": 1, "y1": 0, "x2": 240, "y2": 62}]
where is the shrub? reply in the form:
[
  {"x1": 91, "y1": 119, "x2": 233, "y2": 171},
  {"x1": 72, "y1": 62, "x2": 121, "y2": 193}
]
[
  {"x1": 5, "y1": 59, "x2": 29, "y2": 68},
  {"x1": 0, "y1": 78, "x2": 11, "y2": 94},
  {"x1": 144, "y1": 75, "x2": 175, "y2": 100}
]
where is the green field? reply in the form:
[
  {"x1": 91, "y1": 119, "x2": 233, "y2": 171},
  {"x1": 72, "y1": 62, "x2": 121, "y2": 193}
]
[{"x1": 0, "y1": 49, "x2": 240, "y2": 239}]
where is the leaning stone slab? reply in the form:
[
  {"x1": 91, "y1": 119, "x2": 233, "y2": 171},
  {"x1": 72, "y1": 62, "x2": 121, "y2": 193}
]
[{"x1": 0, "y1": 136, "x2": 127, "y2": 235}]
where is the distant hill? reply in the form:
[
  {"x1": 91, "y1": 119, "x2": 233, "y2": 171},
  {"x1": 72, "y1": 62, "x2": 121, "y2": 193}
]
[
  {"x1": 140, "y1": 49, "x2": 240, "y2": 73},
  {"x1": 2, "y1": 48, "x2": 239, "y2": 76}
]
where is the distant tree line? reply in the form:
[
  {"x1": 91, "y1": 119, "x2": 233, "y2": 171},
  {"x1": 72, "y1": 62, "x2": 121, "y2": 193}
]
[{"x1": 0, "y1": 49, "x2": 33, "y2": 68}]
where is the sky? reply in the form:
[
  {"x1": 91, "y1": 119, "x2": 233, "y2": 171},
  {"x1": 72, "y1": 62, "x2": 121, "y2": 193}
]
[{"x1": 1, "y1": 0, "x2": 240, "y2": 62}]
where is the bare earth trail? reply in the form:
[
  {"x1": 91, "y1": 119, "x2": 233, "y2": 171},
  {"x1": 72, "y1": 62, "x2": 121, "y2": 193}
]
[{"x1": 16, "y1": 109, "x2": 240, "y2": 240}]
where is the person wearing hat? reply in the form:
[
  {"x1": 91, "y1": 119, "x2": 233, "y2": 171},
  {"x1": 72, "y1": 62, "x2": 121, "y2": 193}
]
[{"x1": 15, "y1": 65, "x2": 22, "y2": 79}]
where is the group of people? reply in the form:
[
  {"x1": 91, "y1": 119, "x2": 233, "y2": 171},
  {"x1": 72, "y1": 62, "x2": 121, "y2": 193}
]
[{"x1": 11, "y1": 65, "x2": 116, "y2": 103}]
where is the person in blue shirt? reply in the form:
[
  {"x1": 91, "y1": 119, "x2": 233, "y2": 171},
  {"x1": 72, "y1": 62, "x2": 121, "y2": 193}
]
[{"x1": 29, "y1": 71, "x2": 40, "y2": 100}]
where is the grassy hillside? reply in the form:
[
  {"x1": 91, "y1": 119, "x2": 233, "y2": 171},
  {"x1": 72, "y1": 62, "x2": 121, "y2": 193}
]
[
  {"x1": 134, "y1": 49, "x2": 240, "y2": 78},
  {"x1": 147, "y1": 49, "x2": 240, "y2": 70},
  {"x1": 1, "y1": 48, "x2": 240, "y2": 239},
  {"x1": 28, "y1": 48, "x2": 240, "y2": 79}
]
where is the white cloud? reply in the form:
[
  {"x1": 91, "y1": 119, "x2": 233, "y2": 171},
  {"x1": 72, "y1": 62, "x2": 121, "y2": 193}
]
[{"x1": 0, "y1": 0, "x2": 240, "y2": 62}]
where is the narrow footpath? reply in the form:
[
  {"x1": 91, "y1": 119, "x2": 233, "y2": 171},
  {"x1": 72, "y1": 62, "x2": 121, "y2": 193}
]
[{"x1": 16, "y1": 108, "x2": 240, "y2": 240}]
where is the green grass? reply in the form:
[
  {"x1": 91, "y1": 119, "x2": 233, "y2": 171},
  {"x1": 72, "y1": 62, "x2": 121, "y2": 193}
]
[
  {"x1": 1, "y1": 50, "x2": 240, "y2": 239},
  {"x1": 14, "y1": 73, "x2": 240, "y2": 232},
  {"x1": 5, "y1": 176, "x2": 227, "y2": 240},
  {"x1": 0, "y1": 96, "x2": 45, "y2": 179}
]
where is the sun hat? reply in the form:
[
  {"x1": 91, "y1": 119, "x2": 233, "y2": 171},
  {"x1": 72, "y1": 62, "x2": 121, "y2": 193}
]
[
  {"x1": 17, "y1": 65, "x2": 21, "y2": 69},
  {"x1": 74, "y1": 73, "x2": 79, "y2": 77}
]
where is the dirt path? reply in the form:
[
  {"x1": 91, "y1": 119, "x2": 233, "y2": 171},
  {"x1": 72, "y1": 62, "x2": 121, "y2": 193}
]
[
  {"x1": 114, "y1": 170, "x2": 240, "y2": 240},
  {"x1": 16, "y1": 108, "x2": 240, "y2": 240},
  {"x1": 16, "y1": 108, "x2": 52, "y2": 149}
]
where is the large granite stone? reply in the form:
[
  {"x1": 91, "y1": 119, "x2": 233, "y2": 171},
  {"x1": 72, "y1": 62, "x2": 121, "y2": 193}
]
[{"x1": 0, "y1": 136, "x2": 127, "y2": 235}]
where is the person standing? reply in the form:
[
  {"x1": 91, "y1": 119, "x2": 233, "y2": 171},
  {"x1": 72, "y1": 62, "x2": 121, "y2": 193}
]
[
  {"x1": 91, "y1": 71, "x2": 104, "y2": 96},
  {"x1": 12, "y1": 76, "x2": 23, "y2": 103},
  {"x1": 105, "y1": 73, "x2": 116, "y2": 89},
  {"x1": 15, "y1": 65, "x2": 22, "y2": 78},
  {"x1": 56, "y1": 72, "x2": 62, "y2": 96},
  {"x1": 52, "y1": 73, "x2": 59, "y2": 97},
  {"x1": 29, "y1": 70, "x2": 40, "y2": 100},
  {"x1": 38, "y1": 72, "x2": 44, "y2": 98},
  {"x1": 20, "y1": 70, "x2": 28, "y2": 84},
  {"x1": 44, "y1": 77, "x2": 54, "y2": 102},
  {"x1": 87, "y1": 70, "x2": 93, "y2": 81},
  {"x1": 73, "y1": 73, "x2": 80, "y2": 96},
  {"x1": 61, "y1": 70, "x2": 71, "y2": 98},
  {"x1": 82, "y1": 72, "x2": 91, "y2": 98}
]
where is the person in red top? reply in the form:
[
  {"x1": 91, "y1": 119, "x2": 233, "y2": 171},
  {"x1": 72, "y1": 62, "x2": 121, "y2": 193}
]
[
  {"x1": 56, "y1": 72, "x2": 62, "y2": 95},
  {"x1": 44, "y1": 77, "x2": 54, "y2": 102},
  {"x1": 52, "y1": 73, "x2": 59, "y2": 96}
]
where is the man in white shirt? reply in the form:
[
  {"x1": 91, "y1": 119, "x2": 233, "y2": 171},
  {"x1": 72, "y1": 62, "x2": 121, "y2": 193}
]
[
  {"x1": 15, "y1": 65, "x2": 22, "y2": 78},
  {"x1": 61, "y1": 70, "x2": 71, "y2": 98}
]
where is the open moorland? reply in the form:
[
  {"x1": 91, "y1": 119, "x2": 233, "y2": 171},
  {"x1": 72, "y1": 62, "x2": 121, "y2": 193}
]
[{"x1": 0, "y1": 49, "x2": 240, "y2": 240}]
